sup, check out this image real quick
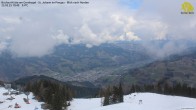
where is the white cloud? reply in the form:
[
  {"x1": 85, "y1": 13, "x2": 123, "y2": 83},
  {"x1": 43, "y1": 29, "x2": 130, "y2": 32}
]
[
  {"x1": 0, "y1": 0, "x2": 195, "y2": 57},
  {"x1": 0, "y1": 16, "x2": 22, "y2": 24},
  {"x1": 0, "y1": 42, "x2": 7, "y2": 52},
  {"x1": 133, "y1": 20, "x2": 168, "y2": 40},
  {"x1": 125, "y1": 32, "x2": 141, "y2": 41},
  {"x1": 52, "y1": 30, "x2": 70, "y2": 44}
]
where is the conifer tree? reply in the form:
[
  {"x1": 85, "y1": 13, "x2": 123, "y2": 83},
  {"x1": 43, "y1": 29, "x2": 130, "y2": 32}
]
[
  {"x1": 119, "y1": 83, "x2": 124, "y2": 102},
  {"x1": 103, "y1": 87, "x2": 110, "y2": 106},
  {"x1": 130, "y1": 84, "x2": 136, "y2": 93}
]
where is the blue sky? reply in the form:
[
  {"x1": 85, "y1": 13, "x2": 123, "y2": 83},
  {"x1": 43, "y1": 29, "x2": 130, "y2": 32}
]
[{"x1": 119, "y1": 0, "x2": 143, "y2": 9}]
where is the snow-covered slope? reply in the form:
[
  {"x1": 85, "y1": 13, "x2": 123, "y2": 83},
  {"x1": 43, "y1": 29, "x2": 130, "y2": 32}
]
[
  {"x1": 0, "y1": 87, "x2": 43, "y2": 110},
  {"x1": 1, "y1": 86, "x2": 196, "y2": 110},
  {"x1": 68, "y1": 93, "x2": 196, "y2": 110}
]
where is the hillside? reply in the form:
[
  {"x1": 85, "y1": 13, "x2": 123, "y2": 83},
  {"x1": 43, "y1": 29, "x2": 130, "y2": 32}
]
[
  {"x1": 12, "y1": 75, "x2": 99, "y2": 98},
  {"x1": 122, "y1": 51, "x2": 196, "y2": 87},
  {"x1": 0, "y1": 44, "x2": 151, "y2": 85}
]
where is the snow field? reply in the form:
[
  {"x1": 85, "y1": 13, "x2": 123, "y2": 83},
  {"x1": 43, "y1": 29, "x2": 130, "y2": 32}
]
[
  {"x1": 1, "y1": 87, "x2": 196, "y2": 110},
  {"x1": 68, "y1": 93, "x2": 196, "y2": 110},
  {"x1": 0, "y1": 87, "x2": 43, "y2": 110}
]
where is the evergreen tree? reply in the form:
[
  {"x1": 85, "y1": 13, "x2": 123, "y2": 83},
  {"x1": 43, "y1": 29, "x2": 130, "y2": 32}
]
[
  {"x1": 52, "y1": 88, "x2": 62, "y2": 110},
  {"x1": 119, "y1": 83, "x2": 124, "y2": 102},
  {"x1": 112, "y1": 86, "x2": 119, "y2": 103},
  {"x1": 24, "y1": 79, "x2": 72, "y2": 110},
  {"x1": 103, "y1": 87, "x2": 110, "y2": 106},
  {"x1": 130, "y1": 84, "x2": 136, "y2": 93}
]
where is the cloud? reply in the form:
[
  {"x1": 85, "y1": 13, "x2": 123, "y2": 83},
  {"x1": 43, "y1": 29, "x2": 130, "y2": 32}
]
[
  {"x1": 133, "y1": 20, "x2": 168, "y2": 40},
  {"x1": 0, "y1": 0, "x2": 195, "y2": 57},
  {"x1": 0, "y1": 0, "x2": 141, "y2": 57},
  {"x1": 134, "y1": 0, "x2": 196, "y2": 58},
  {"x1": 142, "y1": 40, "x2": 188, "y2": 58},
  {"x1": 52, "y1": 30, "x2": 70, "y2": 44},
  {"x1": 0, "y1": 16, "x2": 22, "y2": 24},
  {"x1": 137, "y1": 0, "x2": 196, "y2": 40},
  {"x1": 0, "y1": 42, "x2": 8, "y2": 52}
]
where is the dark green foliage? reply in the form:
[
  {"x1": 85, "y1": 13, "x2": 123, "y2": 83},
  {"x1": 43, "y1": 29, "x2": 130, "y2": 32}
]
[
  {"x1": 112, "y1": 86, "x2": 119, "y2": 103},
  {"x1": 103, "y1": 83, "x2": 124, "y2": 106},
  {"x1": 51, "y1": 86, "x2": 66, "y2": 110},
  {"x1": 119, "y1": 83, "x2": 124, "y2": 102},
  {"x1": 103, "y1": 87, "x2": 110, "y2": 106},
  {"x1": 130, "y1": 82, "x2": 196, "y2": 98},
  {"x1": 14, "y1": 75, "x2": 99, "y2": 98},
  {"x1": 130, "y1": 84, "x2": 136, "y2": 93},
  {"x1": 129, "y1": 84, "x2": 142, "y2": 93},
  {"x1": 25, "y1": 79, "x2": 73, "y2": 110}
]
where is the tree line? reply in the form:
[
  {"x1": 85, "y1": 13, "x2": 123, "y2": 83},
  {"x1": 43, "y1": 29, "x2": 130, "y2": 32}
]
[
  {"x1": 25, "y1": 79, "x2": 73, "y2": 110},
  {"x1": 128, "y1": 82, "x2": 196, "y2": 98},
  {"x1": 100, "y1": 81, "x2": 196, "y2": 106},
  {"x1": 100, "y1": 83, "x2": 124, "y2": 106}
]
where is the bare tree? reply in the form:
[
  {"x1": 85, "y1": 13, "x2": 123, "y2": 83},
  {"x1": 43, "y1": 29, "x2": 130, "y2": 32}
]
[
  {"x1": 5, "y1": 84, "x2": 11, "y2": 95},
  {"x1": 24, "y1": 92, "x2": 30, "y2": 100}
]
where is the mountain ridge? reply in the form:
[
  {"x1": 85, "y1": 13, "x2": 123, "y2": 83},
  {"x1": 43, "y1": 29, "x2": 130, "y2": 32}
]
[{"x1": 0, "y1": 43, "x2": 151, "y2": 83}]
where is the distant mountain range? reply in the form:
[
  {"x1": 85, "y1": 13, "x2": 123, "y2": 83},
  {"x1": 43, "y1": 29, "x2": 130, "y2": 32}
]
[
  {"x1": 1, "y1": 41, "x2": 196, "y2": 87},
  {"x1": 121, "y1": 50, "x2": 196, "y2": 87},
  {"x1": 0, "y1": 43, "x2": 151, "y2": 84}
]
